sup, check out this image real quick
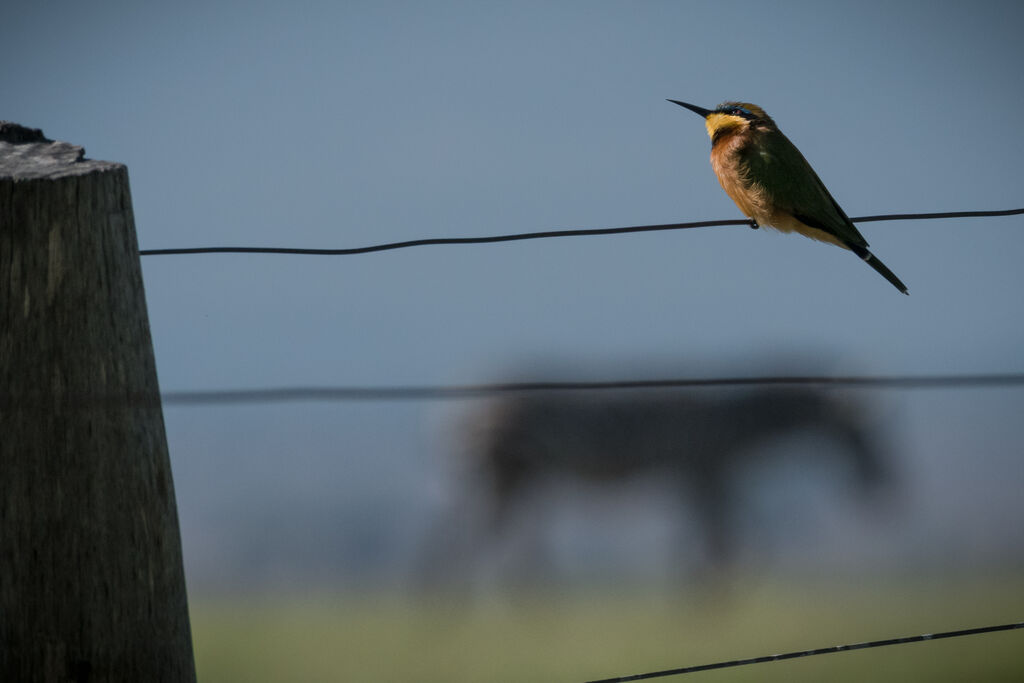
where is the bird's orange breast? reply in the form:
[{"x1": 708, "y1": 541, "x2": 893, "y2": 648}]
[
  {"x1": 710, "y1": 138, "x2": 772, "y2": 225},
  {"x1": 709, "y1": 138, "x2": 847, "y2": 249}
]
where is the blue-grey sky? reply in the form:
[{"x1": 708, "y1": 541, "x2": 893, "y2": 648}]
[{"x1": 5, "y1": 1, "x2": 1024, "y2": 588}]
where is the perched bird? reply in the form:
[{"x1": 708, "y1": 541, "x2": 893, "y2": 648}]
[{"x1": 668, "y1": 100, "x2": 908, "y2": 294}]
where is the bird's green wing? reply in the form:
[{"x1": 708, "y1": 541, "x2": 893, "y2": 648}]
[{"x1": 741, "y1": 131, "x2": 869, "y2": 248}]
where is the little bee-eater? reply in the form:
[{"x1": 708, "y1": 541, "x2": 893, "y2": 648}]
[{"x1": 668, "y1": 100, "x2": 908, "y2": 294}]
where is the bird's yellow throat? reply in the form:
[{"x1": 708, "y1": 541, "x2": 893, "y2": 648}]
[{"x1": 704, "y1": 112, "x2": 748, "y2": 141}]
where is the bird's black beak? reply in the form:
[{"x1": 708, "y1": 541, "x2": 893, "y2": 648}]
[{"x1": 667, "y1": 99, "x2": 712, "y2": 118}]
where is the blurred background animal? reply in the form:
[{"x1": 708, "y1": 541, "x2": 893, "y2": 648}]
[{"x1": 418, "y1": 384, "x2": 894, "y2": 592}]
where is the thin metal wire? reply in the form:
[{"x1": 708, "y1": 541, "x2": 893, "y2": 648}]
[
  {"x1": 158, "y1": 371, "x2": 1024, "y2": 405},
  {"x1": 138, "y1": 207, "x2": 1024, "y2": 256},
  {"x1": 6, "y1": 373, "x2": 1021, "y2": 409},
  {"x1": 139, "y1": 218, "x2": 751, "y2": 256},
  {"x1": 584, "y1": 621, "x2": 1024, "y2": 682}
]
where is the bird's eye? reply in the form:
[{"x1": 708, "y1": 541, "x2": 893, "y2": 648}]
[{"x1": 732, "y1": 108, "x2": 745, "y2": 116}]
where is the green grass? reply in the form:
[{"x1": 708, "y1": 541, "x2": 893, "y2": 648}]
[{"x1": 190, "y1": 575, "x2": 1024, "y2": 682}]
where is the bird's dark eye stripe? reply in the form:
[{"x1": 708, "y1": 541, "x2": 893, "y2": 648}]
[{"x1": 719, "y1": 106, "x2": 752, "y2": 118}]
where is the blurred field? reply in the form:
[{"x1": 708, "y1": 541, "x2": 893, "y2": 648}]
[{"x1": 190, "y1": 575, "x2": 1024, "y2": 682}]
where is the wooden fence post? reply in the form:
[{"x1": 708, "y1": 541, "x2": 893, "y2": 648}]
[{"x1": 0, "y1": 123, "x2": 196, "y2": 682}]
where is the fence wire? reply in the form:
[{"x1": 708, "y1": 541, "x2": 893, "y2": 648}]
[
  {"x1": 139, "y1": 207, "x2": 1024, "y2": 257},
  {"x1": 585, "y1": 621, "x2": 1024, "y2": 682}
]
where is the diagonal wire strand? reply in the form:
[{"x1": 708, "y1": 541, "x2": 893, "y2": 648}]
[
  {"x1": 584, "y1": 621, "x2": 1024, "y2": 682},
  {"x1": 138, "y1": 207, "x2": 1024, "y2": 256}
]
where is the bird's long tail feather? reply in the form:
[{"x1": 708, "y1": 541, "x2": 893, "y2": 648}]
[{"x1": 850, "y1": 244, "x2": 909, "y2": 295}]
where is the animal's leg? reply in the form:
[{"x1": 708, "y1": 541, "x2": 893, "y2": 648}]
[{"x1": 689, "y1": 475, "x2": 737, "y2": 584}]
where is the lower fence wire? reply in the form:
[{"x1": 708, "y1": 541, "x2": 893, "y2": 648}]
[{"x1": 584, "y1": 621, "x2": 1024, "y2": 683}]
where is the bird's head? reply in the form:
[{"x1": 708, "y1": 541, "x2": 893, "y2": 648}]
[{"x1": 667, "y1": 100, "x2": 773, "y2": 143}]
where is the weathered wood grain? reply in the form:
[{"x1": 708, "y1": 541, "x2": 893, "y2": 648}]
[{"x1": 0, "y1": 122, "x2": 196, "y2": 682}]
